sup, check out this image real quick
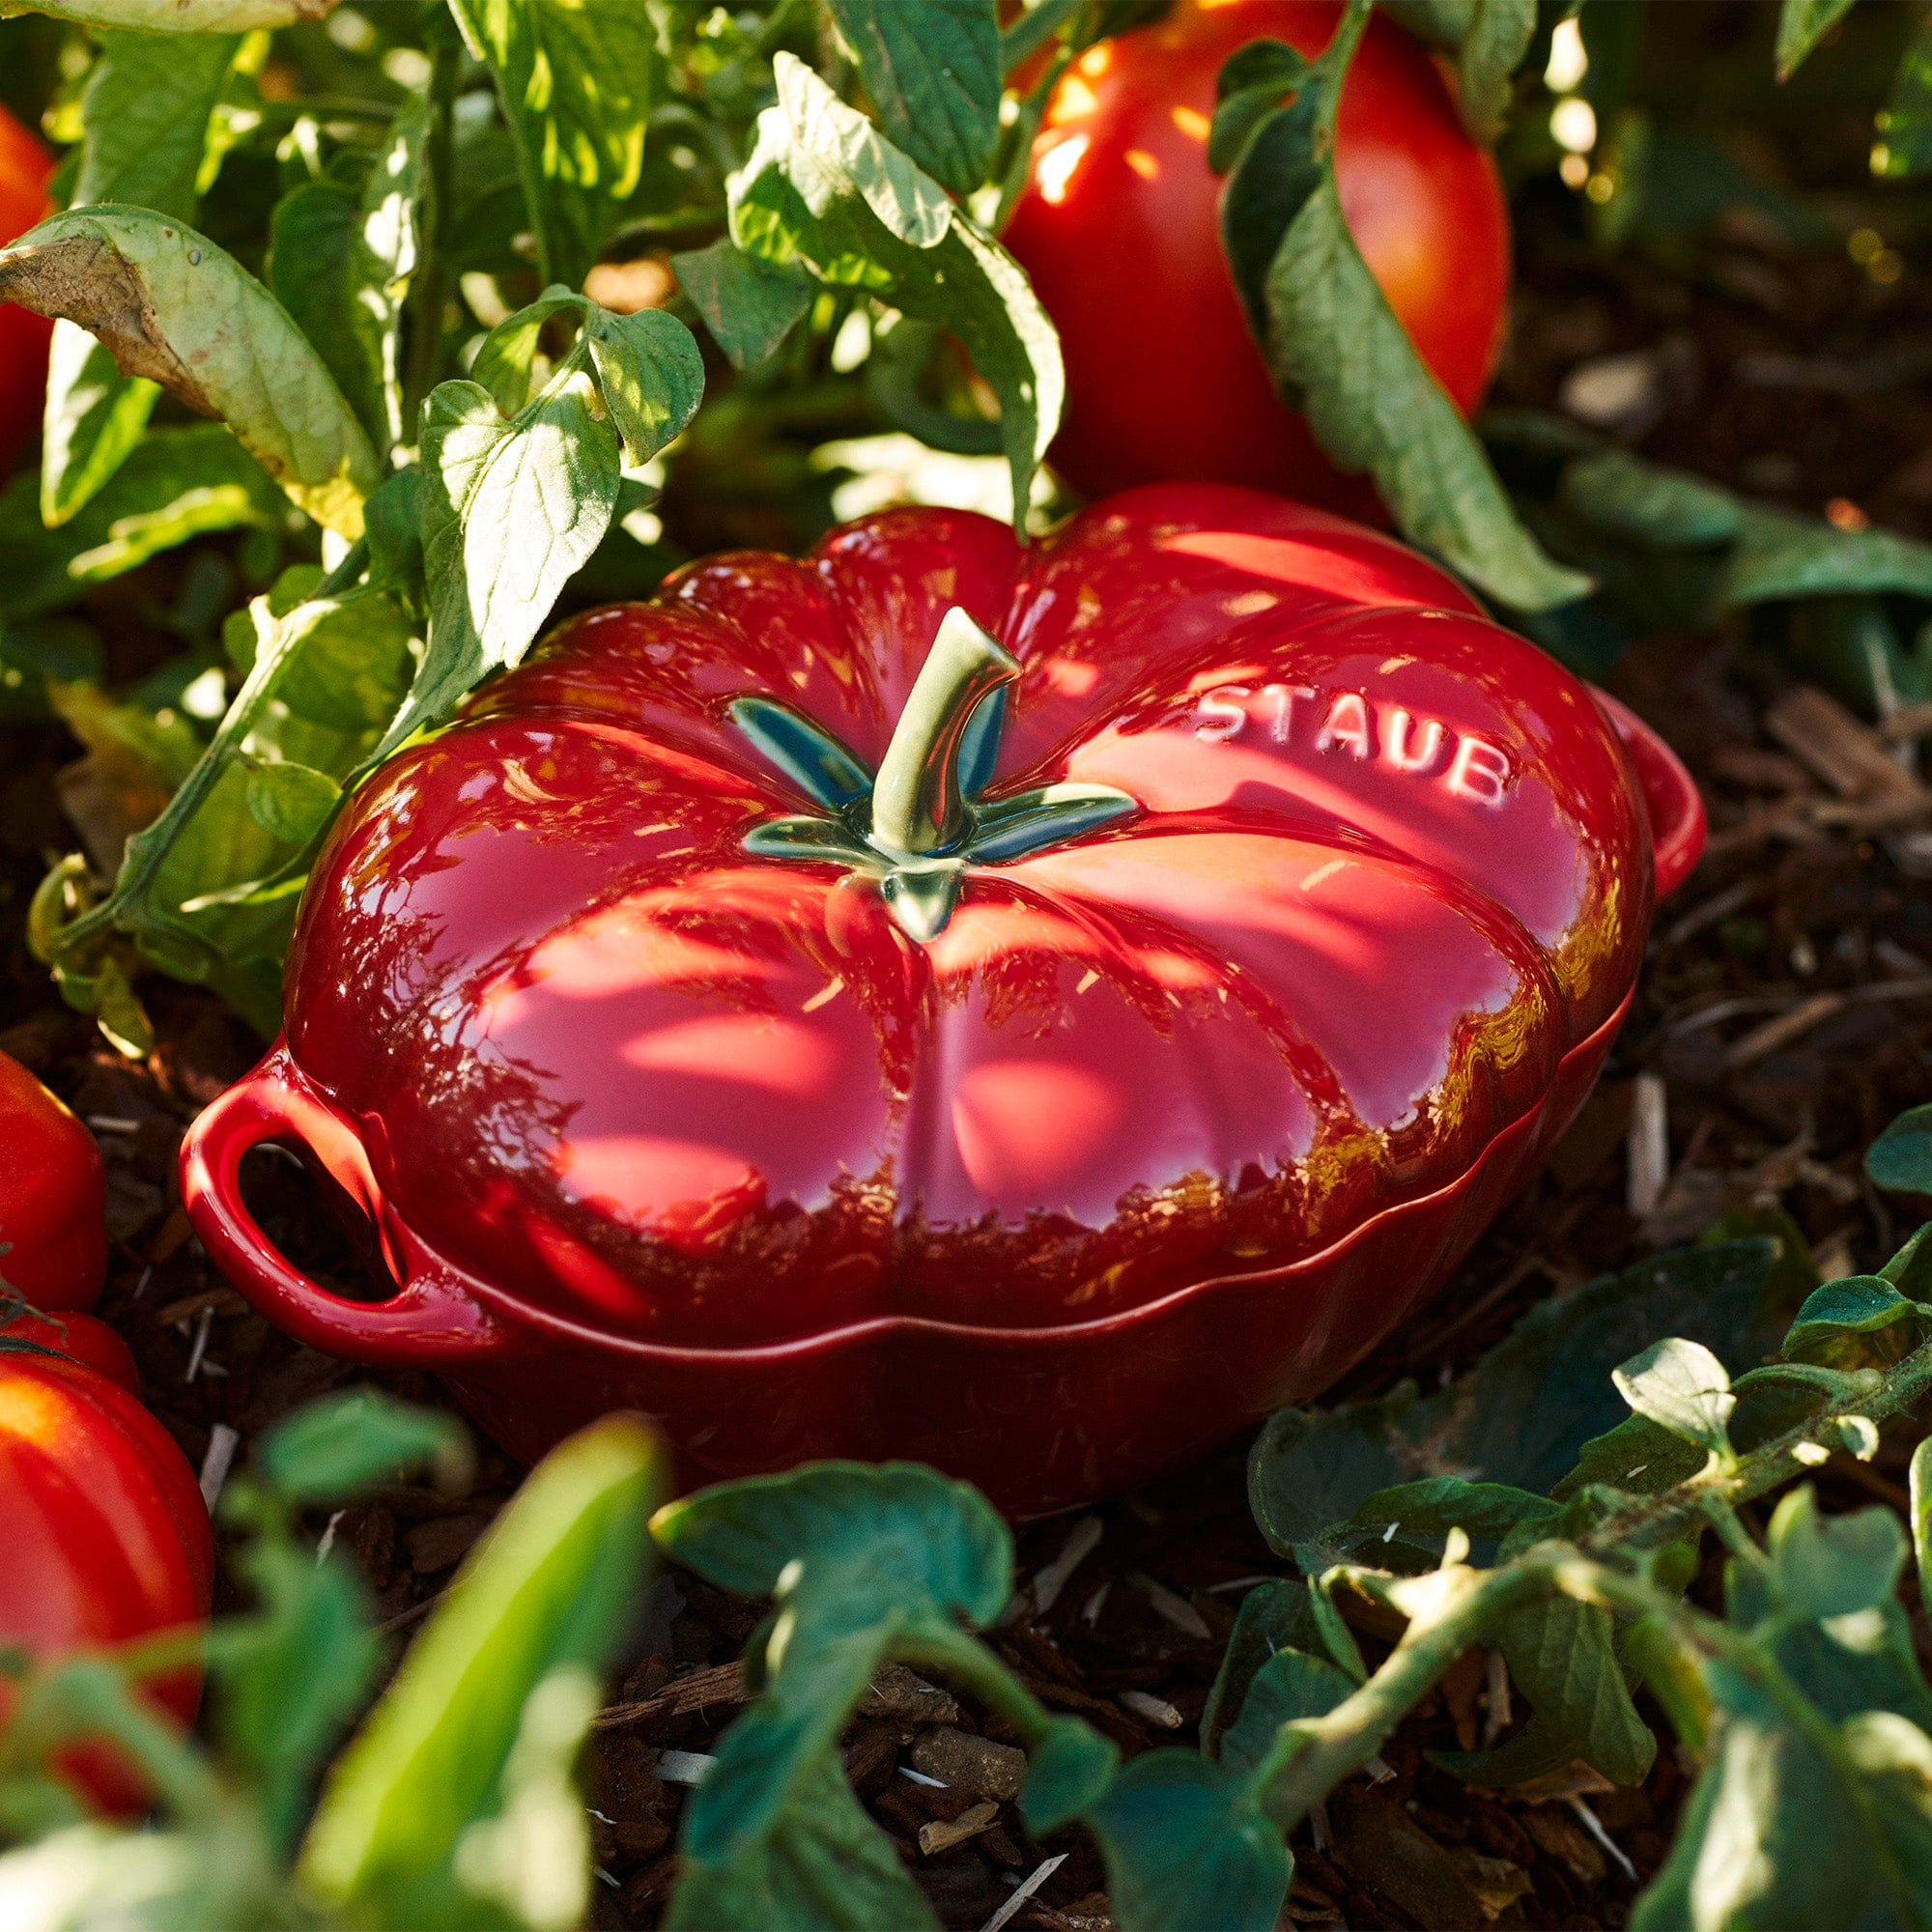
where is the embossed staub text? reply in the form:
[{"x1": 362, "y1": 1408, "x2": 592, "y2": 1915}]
[{"x1": 1189, "y1": 683, "x2": 1513, "y2": 807}]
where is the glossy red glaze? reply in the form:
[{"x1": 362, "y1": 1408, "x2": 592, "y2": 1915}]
[
  {"x1": 0, "y1": 1048, "x2": 108, "y2": 1312},
  {"x1": 1004, "y1": 0, "x2": 1510, "y2": 507},
  {"x1": 0, "y1": 1339, "x2": 213, "y2": 1812},
  {"x1": 183, "y1": 486, "x2": 1703, "y2": 1515},
  {"x1": 0, "y1": 104, "x2": 53, "y2": 473}
]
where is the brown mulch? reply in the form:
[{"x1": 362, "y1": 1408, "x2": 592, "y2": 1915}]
[{"x1": 9, "y1": 185, "x2": 1932, "y2": 1932}]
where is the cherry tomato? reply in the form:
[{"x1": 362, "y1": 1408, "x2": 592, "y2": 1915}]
[
  {"x1": 0, "y1": 1304, "x2": 139, "y2": 1392},
  {"x1": 1004, "y1": 0, "x2": 1511, "y2": 505},
  {"x1": 0, "y1": 1338, "x2": 213, "y2": 1813},
  {"x1": 0, "y1": 1048, "x2": 108, "y2": 1313},
  {"x1": 0, "y1": 102, "x2": 52, "y2": 473}
]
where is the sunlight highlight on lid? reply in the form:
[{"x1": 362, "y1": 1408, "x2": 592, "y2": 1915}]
[{"x1": 1160, "y1": 529, "x2": 1442, "y2": 610}]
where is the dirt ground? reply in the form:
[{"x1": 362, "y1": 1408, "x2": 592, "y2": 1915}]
[{"x1": 8, "y1": 168, "x2": 1932, "y2": 1930}]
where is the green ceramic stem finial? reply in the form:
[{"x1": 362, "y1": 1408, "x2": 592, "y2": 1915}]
[
  {"x1": 868, "y1": 608, "x2": 1020, "y2": 857},
  {"x1": 731, "y1": 606, "x2": 1138, "y2": 944}
]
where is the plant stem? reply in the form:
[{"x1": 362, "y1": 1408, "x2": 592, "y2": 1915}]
[
  {"x1": 1251, "y1": 1560, "x2": 1548, "y2": 1827},
  {"x1": 1252, "y1": 1332, "x2": 1932, "y2": 1832},
  {"x1": 401, "y1": 24, "x2": 459, "y2": 443},
  {"x1": 1590, "y1": 1335, "x2": 1932, "y2": 1556}
]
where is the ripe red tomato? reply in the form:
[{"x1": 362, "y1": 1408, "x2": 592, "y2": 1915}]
[
  {"x1": 1004, "y1": 0, "x2": 1510, "y2": 505},
  {"x1": 0, "y1": 1049, "x2": 108, "y2": 1313},
  {"x1": 0, "y1": 101, "x2": 52, "y2": 473},
  {"x1": 0, "y1": 1338, "x2": 213, "y2": 1813},
  {"x1": 0, "y1": 1304, "x2": 139, "y2": 1392}
]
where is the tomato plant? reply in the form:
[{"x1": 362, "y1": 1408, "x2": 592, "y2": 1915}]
[
  {"x1": 0, "y1": 1334, "x2": 212, "y2": 1812},
  {"x1": 0, "y1": 1048, "x2": 105, "y2": 1312},
  {"x1": 1004, "y1": 0, "x2": 1509, "y2": 505}
]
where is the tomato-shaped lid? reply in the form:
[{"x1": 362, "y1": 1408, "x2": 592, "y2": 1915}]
[{"x1": 286, "y1": 485, "x2": 1698, "y2": 1347}]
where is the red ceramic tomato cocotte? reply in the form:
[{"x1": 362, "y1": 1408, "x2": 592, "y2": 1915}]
[
  {"x1": 183, "y1": 486, "x2": 1702, "y2": 1516},
  {"x1": 1004, "y1": 0, "x2": 1510, "y2": 508}
]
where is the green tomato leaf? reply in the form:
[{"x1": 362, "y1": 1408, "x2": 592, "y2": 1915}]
[
  {"x1": 1083, "y1": 1750, "x2": 1290, "y2": 1932},
  {"x1": 388, "y1": 362, "x2": 621, "y2": 763},
  {"x1": 1218, "y1": 1649, "x2": 1356, "y2": 1780},
  {"x1": 731, "y1": 53, "x2": 1062, "y2": 531},
  {"x1": 1774, "y1": 0, "x2": 1860, "y2": 80},
  {"x1": 0, "y1": 426, "x2": 290, "y2": 620},
  {"x1": 68, "y1": 33, "x2": 243, "y2": 215},
  {"x1": 1264, "y1": 166, "x2": 1588, "y2": 610},
  {"x1": 403, "y1": 288, "x2": 696, "y2": 730},
  {"x1": 0, "y1": 208, "x2": 381, "y2": 537},
  {"x1": 270, "y1": 93, "x2": 430, "y2": 452},
  {"x1": 1247, "y1": 1383, "x2": 1423, "y2": 1567},
  {"x1": 1633, "y1": 1696, "x2": 1932, "y2": 1931},
  {"x1": 1869, "y1": 1103, "x2": 1932, "y2": 1196},
  {"x1": 447, "y1": 0, "x2": 660, "y2": 289},
  {"x1": 1555, "y1": 449, "x2": 1743, "y2": 551},
  {"x1": 207, "y1": 1542, "x2": 380, "y2": 1855},
  {"x1": 1331, "y1": 1476, "x2": 1558, "y2": 1556},
  {"x1": 42, "y1": 329, "x2": 162, "y2": 532},
  {"x1": 18, "y1": 0, "x2": 301, "y2": 25},
  {"x1": 824, "y1": 0, "x2": 1002, "y2": 195},
  {"x1": 1612, "y1": 1338, "x2": 1736, "y2": 1461},
  {"x1": 653, "y1": 1462, "x2": 1010, "y2": 1868},
  {"x1": 1020, "y1": 1717, "x2": 1120, "y2": 1836},
  {"x1": 438, "y1": 1667, "x2": 602, "y2": 1932},
  {"x1": 1208, "y1": 39, "x2": 1310, "y2": 175},
  {"x1": 1438, "y1": 1598, "x2": 1656, "y2": 1789},
  {"x1": 251, "y1": 1388, "x2": 469, "y2": 1504},
  {"x1": 42, "y1": 577, "x2": 418, "y2": 1034},
  {"x1": 1766, "y1": 1488, "x2": 1907, "y2": 1622},
  {"x1": 299, "y1": 1415, "x2": 669, "y2": 1916},
  {"x1": 1728, "y1": 503, "x2": 1932, "y2": 604},
  {"x1": 466, "y1": 285, "x2": 585, "y2": 417},
  {"x1": 1216, "y1": 2, "x2": 1587, "y2": 610},
  {"x1": 242, "y1": 759, "x2": 342, "y2": 847},
  {"x1": 1252, "y1": 1240, "x2": 1783, "y2": 1557},
  {"x1": 1202, "y1": 1579, "x2": 1332, "y2": 1761},
  {"x1": 581, "y1": 304, "x2": 705, "y2": 469},
  {"x1": 664, "y1": 1752, "x2": 938, "y2": 1932},
  {"x1": 1782, "y1": 1275, "x2": 1932, "y2": 1369},
  {"x1": 1726, "y1": 1360, "x2": 1883, "y2": 1456},
  {"x1": 43, "y1": 31, "x2": 245, "y2": 526},
  {"x1": 670, "y1": 238, "x2": 814, "y2": 370},
  {"x1": 1380, "y1": 0, "x2": 1537, "y2": 141}
]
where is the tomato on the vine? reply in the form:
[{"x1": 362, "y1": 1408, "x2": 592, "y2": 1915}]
[
  {"x1": 1004, "y1": 0, "x2": 1511, "y2": 505},
  {"x1": 0, "y1": 1333, "x2": 213, "y2": 1813},
  {"x1": 0, "y1": 1303, "x2": 139, "y2": 1391},
  {"x1": 0, "y1": 1049, "x2": 108, "y2": 1312},
  {"x1": 0, "y1": 101, "x2": 52, "y2": 473}
]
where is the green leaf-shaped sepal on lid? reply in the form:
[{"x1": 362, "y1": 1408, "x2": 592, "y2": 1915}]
[{"x1": 731, "y1": 607, "x2": 1136, "y2": 943}]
